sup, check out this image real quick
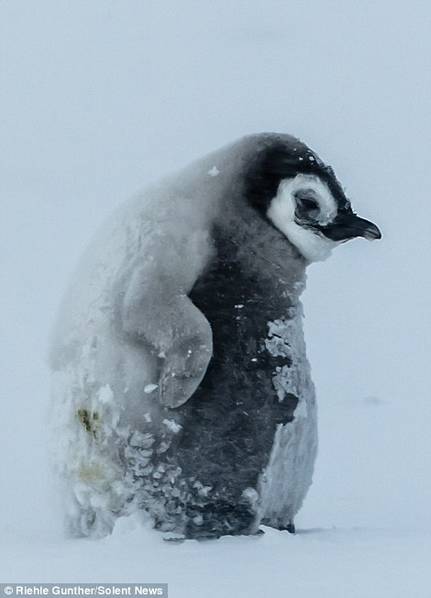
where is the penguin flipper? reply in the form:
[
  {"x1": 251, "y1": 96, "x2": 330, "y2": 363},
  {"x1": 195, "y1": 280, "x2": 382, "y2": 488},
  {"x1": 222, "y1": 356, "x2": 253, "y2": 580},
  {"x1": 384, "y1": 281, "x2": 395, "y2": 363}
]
[
  {"x1": 157, "y1": 296, "x2": 213, "y2": 408},
  {"x1": 121, "y1": 248, "x2": 213, "y2": 409}
]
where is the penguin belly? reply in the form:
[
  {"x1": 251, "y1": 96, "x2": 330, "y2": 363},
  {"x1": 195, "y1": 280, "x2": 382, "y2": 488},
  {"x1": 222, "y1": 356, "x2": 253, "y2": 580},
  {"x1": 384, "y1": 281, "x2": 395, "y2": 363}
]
[{"x1": 127, "y1": 235, "x2": 315, "y2": 538}]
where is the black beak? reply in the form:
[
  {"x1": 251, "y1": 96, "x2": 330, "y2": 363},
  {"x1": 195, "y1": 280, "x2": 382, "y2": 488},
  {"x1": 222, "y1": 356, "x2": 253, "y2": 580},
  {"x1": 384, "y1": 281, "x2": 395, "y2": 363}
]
[{"x1": 319, "y1": 213, "x2": 382, "y2": 242}]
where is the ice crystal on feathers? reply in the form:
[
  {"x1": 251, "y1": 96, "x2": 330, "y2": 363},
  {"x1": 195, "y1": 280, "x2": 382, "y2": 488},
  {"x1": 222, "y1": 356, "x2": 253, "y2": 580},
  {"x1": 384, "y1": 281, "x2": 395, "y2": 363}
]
[
  {"x1": 265, "y1": 318, "x2": 302, "y2": 399},
  {"x1": 207, "y1": 166, "x2": 220, "y2": 177},
  {"x1": 162, "y1": 419, "x2": 182, "y2": 434},
  {"x1": 144, "y1": 384, "x2": 158, "y2": 394},
  {"x1": 259, "y1": 313, "x2": 317, "y2": 527}
]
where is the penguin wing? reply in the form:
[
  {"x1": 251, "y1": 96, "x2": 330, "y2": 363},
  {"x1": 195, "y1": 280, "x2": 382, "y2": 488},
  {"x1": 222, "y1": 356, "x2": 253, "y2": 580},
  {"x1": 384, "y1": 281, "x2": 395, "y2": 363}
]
[{"x1": 121, "y1": 227, "x2": 214, "y2": 408}]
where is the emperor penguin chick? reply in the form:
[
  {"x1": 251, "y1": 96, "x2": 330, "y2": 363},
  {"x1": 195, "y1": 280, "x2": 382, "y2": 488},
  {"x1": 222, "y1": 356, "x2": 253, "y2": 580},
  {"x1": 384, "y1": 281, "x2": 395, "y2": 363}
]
[{"x1": 49, "y1": 133, "x2": 381, "y2": 539}]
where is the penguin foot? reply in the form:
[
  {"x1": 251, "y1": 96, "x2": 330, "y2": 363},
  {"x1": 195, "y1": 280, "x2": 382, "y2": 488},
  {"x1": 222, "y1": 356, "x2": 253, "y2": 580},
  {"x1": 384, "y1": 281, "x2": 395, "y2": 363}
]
[
  {"x1": 280, "y1": 521, "x2": 296, "y2": 534},
  {"x1": 162, "y1": 532, "x2": 186, "y2": 543},
  {"x1": 182, "y1": 499, "x2": 258, "y2": 540},
  {"x1": 261, "y1": 518, "x2": 296, "y2": 534},
  {"x1": 253, "y1": 528, "x2": 265, "y2": 537}
]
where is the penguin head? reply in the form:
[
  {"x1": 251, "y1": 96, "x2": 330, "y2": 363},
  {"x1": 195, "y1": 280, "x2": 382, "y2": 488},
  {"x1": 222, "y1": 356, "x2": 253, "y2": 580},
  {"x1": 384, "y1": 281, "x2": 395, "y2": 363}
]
[{"x1": 245, "y1": 136, "x2": 381, "y2": 262}]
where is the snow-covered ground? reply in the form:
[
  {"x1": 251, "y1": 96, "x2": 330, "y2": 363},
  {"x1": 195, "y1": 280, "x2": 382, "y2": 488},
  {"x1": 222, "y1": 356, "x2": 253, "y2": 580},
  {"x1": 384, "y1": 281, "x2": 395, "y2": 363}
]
[
  {"x1": 3, "y1": 523, "x2": 431, "y2": 598},
  {"x1": 1, "y1": 1, "x2": 430, "y2": 596}
]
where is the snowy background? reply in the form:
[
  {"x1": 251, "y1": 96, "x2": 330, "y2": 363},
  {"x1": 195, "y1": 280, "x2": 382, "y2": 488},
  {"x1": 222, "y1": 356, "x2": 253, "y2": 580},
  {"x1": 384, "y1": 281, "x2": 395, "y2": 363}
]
[{"x1": 1, "y1": 1, "x2": 430, "y2": 596}]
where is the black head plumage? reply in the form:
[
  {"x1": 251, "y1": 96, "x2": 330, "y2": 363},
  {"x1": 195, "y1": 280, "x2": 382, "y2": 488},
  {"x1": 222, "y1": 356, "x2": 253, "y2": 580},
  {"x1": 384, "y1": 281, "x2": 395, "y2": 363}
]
[{"x1": 244, "y1": 136, "x2": 351, "y2": 216}]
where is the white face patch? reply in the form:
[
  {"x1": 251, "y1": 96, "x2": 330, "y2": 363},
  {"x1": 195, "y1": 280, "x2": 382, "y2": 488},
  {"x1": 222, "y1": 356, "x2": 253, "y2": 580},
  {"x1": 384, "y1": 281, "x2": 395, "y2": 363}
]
[{"x1": 266, "y1": 174, "x2": 339, "y2": 262}]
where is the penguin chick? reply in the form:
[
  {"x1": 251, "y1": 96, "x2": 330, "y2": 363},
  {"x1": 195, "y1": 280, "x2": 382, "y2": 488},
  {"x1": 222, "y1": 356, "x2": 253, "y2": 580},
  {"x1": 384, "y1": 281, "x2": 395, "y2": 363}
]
[{"x1": 49, "y1": 132, "x2": 381, "y2": 539}]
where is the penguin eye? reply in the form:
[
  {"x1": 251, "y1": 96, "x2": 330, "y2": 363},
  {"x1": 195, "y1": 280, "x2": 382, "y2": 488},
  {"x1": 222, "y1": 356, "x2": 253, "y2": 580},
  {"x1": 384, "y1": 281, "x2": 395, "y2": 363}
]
[
  {"x1": 299, "y1": 197, "x2": 319, "y2": 211},
  {"x1": 294, "y1": 190, "x2": 320, "y2": 218}
]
